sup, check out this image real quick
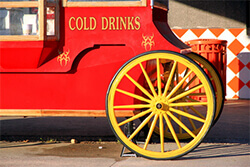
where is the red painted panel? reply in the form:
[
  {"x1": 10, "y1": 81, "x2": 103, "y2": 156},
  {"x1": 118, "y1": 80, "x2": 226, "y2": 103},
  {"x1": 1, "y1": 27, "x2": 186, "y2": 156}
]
[
  {"x1": 0, "y1": 41, "x2": 44, "y2": 69},
  {"x1": 0, "y1": 46, "x2": 134, "y2": 110},
  {"x1": 0, "y1": 4, "x2": 186, "y2": 111},
  {"x1": 0, "y1": 41, "x2": 59, "y2": 70}
]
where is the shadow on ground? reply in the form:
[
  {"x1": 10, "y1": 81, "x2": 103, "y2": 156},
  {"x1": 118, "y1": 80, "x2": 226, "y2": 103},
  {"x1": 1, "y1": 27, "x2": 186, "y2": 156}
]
[{"x1": 180, "y1": 143, "x2": 250, "y2": 160}]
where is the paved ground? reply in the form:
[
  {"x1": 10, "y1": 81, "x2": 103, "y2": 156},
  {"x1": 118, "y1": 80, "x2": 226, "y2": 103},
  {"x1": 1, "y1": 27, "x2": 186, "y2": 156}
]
[{"x1": 0, "y1": 99, "x2": 249, "y2": 166}]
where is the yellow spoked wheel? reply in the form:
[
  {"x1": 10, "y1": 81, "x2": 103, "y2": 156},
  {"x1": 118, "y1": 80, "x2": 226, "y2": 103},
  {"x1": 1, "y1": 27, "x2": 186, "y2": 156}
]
[
  {"x1": 186, "y1": 52, "x2": 224, "y2": 126},
  {"x1": 150, "y1": 52, "x2": 225, "y2": 140},
  {"x1": 106, "y1": 51, "x2": 216, "y2": 160}
]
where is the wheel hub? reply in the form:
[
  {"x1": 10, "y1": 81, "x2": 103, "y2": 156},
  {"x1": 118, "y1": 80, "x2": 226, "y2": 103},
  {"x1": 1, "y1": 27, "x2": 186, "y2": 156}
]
[{"x1": 156, "y1": 103, "x2": 163, "y2": 109}]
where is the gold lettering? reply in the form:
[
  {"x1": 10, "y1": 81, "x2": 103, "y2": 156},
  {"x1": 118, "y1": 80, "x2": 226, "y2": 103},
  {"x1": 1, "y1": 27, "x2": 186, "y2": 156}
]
[
  {"x1": 69, "y1": 16, "x2": 140, "y2": 31},
  {"x1": 69, "y1": 17, "x2": 75, "y2": 30},
  {"x1": 89, "y1": 17, "x2": 96, "y2": 30},
  {"x1": 120, "y1": 17, "x2": 127, "y2": 30},
  {"x1": 109, "y1": 17, "x2": 115, "y2": 30},
  {"x1": 76, "y1": 17, "x2": 83, "y2": 30},
  {"x1": 116, "y1": 17, "x2": 119, "y2": 30},
  {"x1": 83, "y1": 17, "x2": 89, "y2": 30},
  {"x1": 134, "y1": 16, "x2": 140, "y2": 30},
  {"x1": 102, "y1": 17, "x2": 108, "y2": 30},
  {"x1": 127, "y1": 17, "x2": 134, "y2": 30}
]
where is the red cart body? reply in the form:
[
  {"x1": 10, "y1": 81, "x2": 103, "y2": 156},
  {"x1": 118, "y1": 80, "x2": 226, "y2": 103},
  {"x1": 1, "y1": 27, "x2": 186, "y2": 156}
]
[{"x1": 0, "y1": 0, "x2": 188, "y2": 116}]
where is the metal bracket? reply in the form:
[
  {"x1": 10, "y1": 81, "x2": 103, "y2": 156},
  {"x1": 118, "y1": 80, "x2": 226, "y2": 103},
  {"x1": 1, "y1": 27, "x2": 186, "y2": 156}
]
[
  {"x1": 120, "y1": 121, "x2": 138, "y2": 157},
  {"x1": 120, "y1": 146, "x2": 137, "y2": 157}
]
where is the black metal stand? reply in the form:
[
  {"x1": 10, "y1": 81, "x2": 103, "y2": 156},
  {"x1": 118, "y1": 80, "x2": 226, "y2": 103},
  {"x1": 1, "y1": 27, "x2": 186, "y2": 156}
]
[
  {"x1": 120, "y1": 145, "x2": 137, "y2": 157},
  {"x1": 120, "y1": 121, "x2": 137, "y2": 157}
]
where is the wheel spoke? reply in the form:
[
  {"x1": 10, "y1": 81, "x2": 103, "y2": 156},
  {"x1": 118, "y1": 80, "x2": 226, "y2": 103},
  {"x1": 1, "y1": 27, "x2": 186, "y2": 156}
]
[
  {"x1": 189, "y1": 93, "x2": 206, "y2": 96},
  {"x1": 183, "y1": 67, "x2": 189, "y2": 77},
  {"x1": 128, "y1": 112, "x2": 155, "y2": 141},
  {"x1": 156, "y1": 58, "x2": 162, "y2": 96},
  {"x1": 189, "y1": 106, "x2": 206, "y2": 119},
  {"x1": 114, "y1": 104, "x2": 151, "y2": 109},
  {"x1": 168, "y1": 84, "x2": 204, "y2": 103},
  {"x1": 185, "y1": 97, "x2": 208, "y2": 108},
  {"x1": 183, "y1": 75, "x2": 197, "y2": 90},
  {"x1": 166, "y1": 70, "x2": 193, "y2": 100},
  {"x1": 163, "y1": 113, "x2": 181, "y2": 148},
  {"x1": 118, "y1": 108, "x2": 152, "y2": 126},
  {"x1": 179, "y1": 68, "x2": 190, "y2": 89},
  {"x1": 169, "y1": 107, "x2": 205, "y2": 123},
  {"x1": 143, "y1": 114, "x2": 159, "y2": 150},
  {"x1": 125, "y1": 74, "x2": 154, "y2": 100},
  {"x1": 116, "y1": 88, "x2": 151, "y2": 103},
  {"x1": 166, "y1": 111, "x2": 196, "y2": 138},
  {"x1": 163, "y1": 61, "x2": 177, "y2": 97},
  {"x1": 159, "y1": 114, "x2": 165, "y2": 152},
  {"x1": 183, "y1": 106, "x2": 197, "y2": 130},
  {"x1": 139, "y1": 63, "x2": 157, "y2": 97},
  {"x1": 185, "y1": 97, "x2": 200, "y2": 102},
  {"x1": 169, "y1": 102, "x2": 208, "y2": 107}
]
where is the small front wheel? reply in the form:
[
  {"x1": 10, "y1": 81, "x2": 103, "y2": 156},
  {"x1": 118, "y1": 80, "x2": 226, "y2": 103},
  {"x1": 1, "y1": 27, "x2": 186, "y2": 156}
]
[{"x1": 106, "y1": 51, "x2": 216, "y2": 160}]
